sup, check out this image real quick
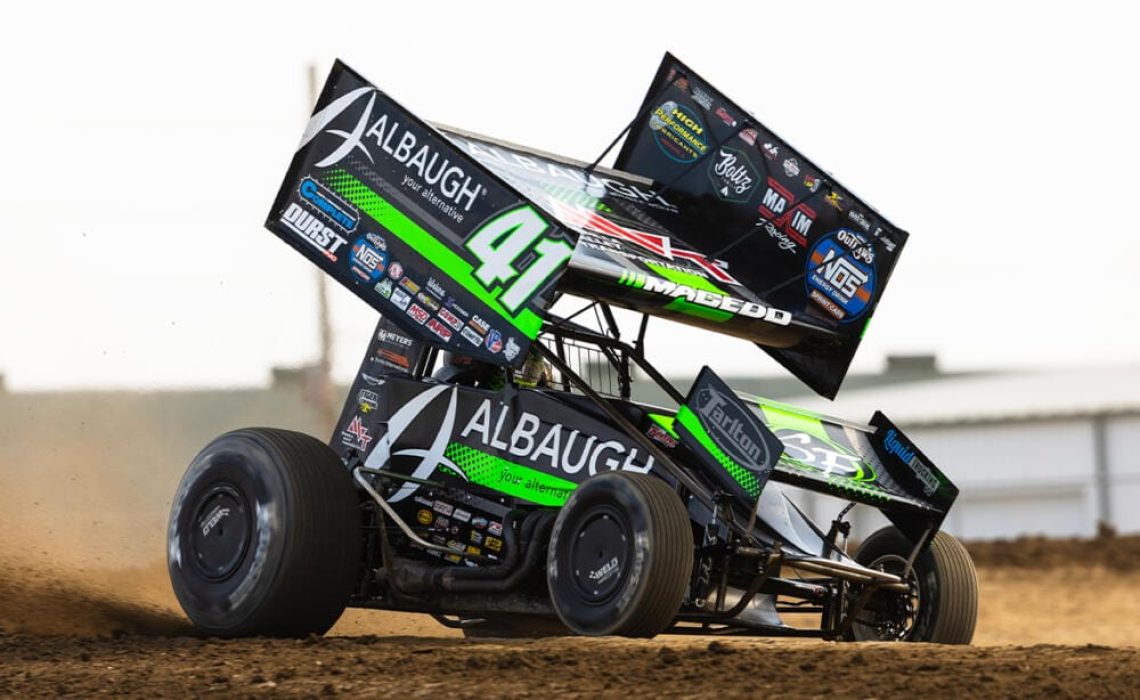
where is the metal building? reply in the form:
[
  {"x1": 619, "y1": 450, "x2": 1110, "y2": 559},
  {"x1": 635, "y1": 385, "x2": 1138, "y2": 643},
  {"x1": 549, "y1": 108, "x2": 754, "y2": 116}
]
[{"x1": 777, "y1": 366, "x2": 1140, "y2": 540}]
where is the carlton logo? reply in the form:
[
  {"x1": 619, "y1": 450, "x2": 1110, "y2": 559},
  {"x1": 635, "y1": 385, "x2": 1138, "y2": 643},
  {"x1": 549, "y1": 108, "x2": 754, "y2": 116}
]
[{"x1": 694, "y1": 385, "x2": 770, "y2": 471}]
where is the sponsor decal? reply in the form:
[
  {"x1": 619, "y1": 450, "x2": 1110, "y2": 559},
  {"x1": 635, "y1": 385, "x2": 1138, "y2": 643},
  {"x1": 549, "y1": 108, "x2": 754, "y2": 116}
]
[
  {"x1": 468, "y1": 314, "x2": 491, "y2": 335},
  {"x1": 471, "y1": 516, "x2": 489, "y2": 530},
  {"x1": 350, "y1": 237, "x2": 388, "y2": 283},
  {"x1": 427, "y1": 317, "x2": 453, "y2": 341},
  {"x1": 453, "y1": 508, "x2": 472, "y2": 523},
  {"x1": 488, "y1": 521, "x2": 503, "y2": 537},
  {"x1": 714, "y1": 106, "x2": 738, "y2": 127},
  {"x1": 649, "y1": 100, "x2": 709, "y2": 163},
  {"x1": 761, "y1": 142, "x2": 779, "y2": 160},
  {"x1": 806, "y1": 229, "x2": 876, "y2": 322},
  {"x1": 416, "y1": 292, "x2": 441, "y2": 313},
  {"x1": 872, "y1": 227, "x2": 897, "y2": 253},
  {"x1": 693, "y1": 384, "x2": 774, "y2": 471},
  {"x1": 438, "y1": 307, "x2": 463, "y2": 331},
  {"x1": 883, "y1": 429, "x2": 940, "y2": 496},
  {"x1": 552, "y1": 201, "x2": 740, "y2": 285},
  {"x1": 783, "y1": 158, "x2": 800, "y2": 178},
  {"x1": 399, "y1": 277, "x2": 421, "y2": 295},
  {"x1": 433, "y1": 500, "x2": 454, "y2": 516},
  {"x1": 589, "y1": 556, "x2": 620, "y2": 585},
  {"x1": 388, "y1": 261, "x2": 404, "y2": 280},
  {"x1": 390, "y1": 287, "x2": 411, "y2": 310},
  {"x1": 436, "y1": 516, "x2": 452, "y2": 530},
  {"x1": 647, "y1": 423, "x2": 678, "y2": 448},
  {"x1": 738, "y1": 128, "x2": 758, "y2": 146},
  {"x1": 299, "y1": 177, "x2": 357, "y2": 231},
  {"x1": 485, "y1": 329, "x2": 503, "y2": 353},
  {"x1": 485, "y1": 536, "x2": 503, "y2": 552},
  {"x1": 279, "y1": 202, "x2": 348, "y2": 261},
  {"x1": 200, "y1": 506, "x2": 230, "y2": 537},
  {"x1": 847, "y1": 210, "x2": 872, "y2": 232},
  {"x1": 774, "y1": 430, "x2": 873, "y2": 482},
  {"x1": 341, "y1": 415, "x2": 373, "y2": 452},
  {"x1": 708, "y1": 147, "x2": 759, "y2": 203},
  {"x1": 358, "y1": 389, "x2": 379, "y2": 413},
  {"x1": 300, "y1": 87, "x2": 485, "y2": 216},
  {"x1": 618, "y1": 270, "x2": 792, "y2": 325},
  {"x1": 426, "y1": 277, "x2": 447, "y2": 299},
  {"x1": 804, "y1": 174, "x2": 821, "y2": 192},
  {"x1": 465, "y1": 545, "x2": 481, "y2": 556},
  {"x1": 414, "y1": 495, "x2": 434, "y2": 507},
  {"x1": 375, "y1": 348, "x2": 410, "y2": 370},
  {"x1": 690, "y1": 86, "x2": 714, "y2": 110},
  {"x1": 459, "y1": 399, "x2": 655, "y2": 478},
  {"x1": 825, "y1": 191, "x2": 845, "y2": 211},
  {"x1": 446, "y1": 298, "x2": 469, "y2": 319},
  {"x1": 416, "y1": 509, "x2": 433, "y2": 525},
  {"x1": 469, "y1": 530, "x2": 484, "y2": 545},
  {"x1": 503, "y1": 337, "x2": 521, "y2": 362},
  {"x1": 378, "y1": 327, "x2": 414, "y2": 348},
  {"x1": 374, "y1": 277, "x2": 394, "y2": 298},
  {"x1": 360, "y1": 373, "x2": 385, "y2": 386},
  {"x1": 758, "y1": 178, "x2": 816, "y2": 247},
  {"x1": 460, "y1": 326, "x2": 484, "y2": 346},
  {"x1": 408, "y1": 303, "x2": 430, "y2": 324}
]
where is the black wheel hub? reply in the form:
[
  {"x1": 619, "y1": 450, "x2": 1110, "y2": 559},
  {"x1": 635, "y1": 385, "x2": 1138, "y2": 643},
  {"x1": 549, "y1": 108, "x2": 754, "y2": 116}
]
[
  {"x1": 569, "y1": 506, "x2": 631, "y2": 603},
  {"x1": 188, "y1": 483, "x2": 252, "y2": 581},
  {"x1": 857, "y1": 554, "x2": 920, "y2": 641}
]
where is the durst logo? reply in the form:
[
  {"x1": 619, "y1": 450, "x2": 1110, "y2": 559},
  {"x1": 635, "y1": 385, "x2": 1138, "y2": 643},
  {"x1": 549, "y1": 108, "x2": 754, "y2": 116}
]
[{"x1": 694, "y1": 385, "x2": 770, "y2": 471}]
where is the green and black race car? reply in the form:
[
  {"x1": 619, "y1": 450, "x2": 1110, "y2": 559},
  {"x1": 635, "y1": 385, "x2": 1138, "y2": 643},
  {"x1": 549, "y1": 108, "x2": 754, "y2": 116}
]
[{"x1": 168, "y1": 55, "x2": 978, "y2": 642}]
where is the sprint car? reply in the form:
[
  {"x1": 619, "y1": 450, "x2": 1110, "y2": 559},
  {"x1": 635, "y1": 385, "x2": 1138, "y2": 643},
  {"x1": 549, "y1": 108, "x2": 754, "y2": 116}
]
[{"x1": 168, "y1": 55, "x2": 978, "y2": 641}]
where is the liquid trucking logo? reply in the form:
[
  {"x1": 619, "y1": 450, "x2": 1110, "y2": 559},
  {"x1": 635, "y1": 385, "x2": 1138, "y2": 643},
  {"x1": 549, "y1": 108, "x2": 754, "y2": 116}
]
[
  {"x1": 883, "y1": 428, "x2": 940, "y2": 496},
  {"x1": 298, "y1": 84, "x2": 485, "y2": 212},
  {"x1": 694, "y1": 385, "x2": 771, "y2": 471}
]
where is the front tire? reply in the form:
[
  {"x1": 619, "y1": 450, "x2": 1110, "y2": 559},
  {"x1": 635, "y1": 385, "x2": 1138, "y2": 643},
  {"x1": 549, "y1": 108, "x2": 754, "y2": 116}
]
[
  {"x1": 846, "y1": 526, "x2": 978, "y2": 644},
  {"x1": 547, "y1": 472, "x2": 693, "y2": 637},
  {"x1": 167, "y1": 428, "x2": 361, "y2": 637}
]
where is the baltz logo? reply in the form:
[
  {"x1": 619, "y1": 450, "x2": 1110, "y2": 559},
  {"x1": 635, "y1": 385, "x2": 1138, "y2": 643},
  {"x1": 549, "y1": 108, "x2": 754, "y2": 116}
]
[
  {"x1": 299, "y1": 85, "x2": 485, "y2": 212},
  {"x1": 299, "y1": 178, "x2": 357, "y2": 231},
  {"x1": 708, "y1": 147, "x2": 758, "y2": 203},
  {"x1": 280, "y1": 203, "x2": 348, "y2": 261},
  {"x1": 694, "y1": 386, "x2": 771, "y2": 471}
]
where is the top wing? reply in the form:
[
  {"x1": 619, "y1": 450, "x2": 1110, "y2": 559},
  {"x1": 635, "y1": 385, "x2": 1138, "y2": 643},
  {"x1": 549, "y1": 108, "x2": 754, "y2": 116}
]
[
  {"x1": 266, "y1": 60, "x2": 578, "y2": 368},
  {"x1": 612, "y1": 53, "x2": 910, "y2": 398}
]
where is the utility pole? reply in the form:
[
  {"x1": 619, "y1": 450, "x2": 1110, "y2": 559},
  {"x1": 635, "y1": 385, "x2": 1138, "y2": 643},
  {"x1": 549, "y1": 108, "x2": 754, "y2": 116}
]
[{"x1": 308, "y1": 62, "x2": 337, "y2": 434}]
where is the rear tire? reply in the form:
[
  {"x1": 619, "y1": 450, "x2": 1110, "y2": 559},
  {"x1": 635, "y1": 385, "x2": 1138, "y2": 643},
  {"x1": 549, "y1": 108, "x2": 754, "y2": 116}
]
[
  {"x1": 167, "y1": 428, "x2": 361, "y2": 637},
  {"x1": 547, "y1": 472, "x2": 693, "y2": 637},
  {"x1": 846, "y1": 526, "x2": 978, "y2": 644}
]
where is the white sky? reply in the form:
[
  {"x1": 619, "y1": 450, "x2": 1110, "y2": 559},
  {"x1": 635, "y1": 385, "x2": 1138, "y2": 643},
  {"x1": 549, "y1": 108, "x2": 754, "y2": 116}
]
[{"x1": 1, "y1": 0, "x2": 1137, "y2": 391}]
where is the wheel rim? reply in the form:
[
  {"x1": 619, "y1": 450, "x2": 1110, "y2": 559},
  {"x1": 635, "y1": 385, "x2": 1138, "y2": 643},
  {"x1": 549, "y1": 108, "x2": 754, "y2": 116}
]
[
  {"x1": 568, "y1": 505, "x2": 631, "y2": 604},
  {"x1": 853, "y1": 554, "x2": 921, "y2": 641},
  {"x1": 188, "y1": 483, "x2": 252, "y2": 581}
]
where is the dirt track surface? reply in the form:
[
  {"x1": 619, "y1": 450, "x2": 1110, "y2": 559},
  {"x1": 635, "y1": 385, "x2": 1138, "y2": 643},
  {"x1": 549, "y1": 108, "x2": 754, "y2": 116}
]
[
  {"x1": 3, "y1": 634, "x2": 1138, "y2": 699},
  {"x1": 3, "y1": 534, "x2": 1140, "y2": 697}
]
